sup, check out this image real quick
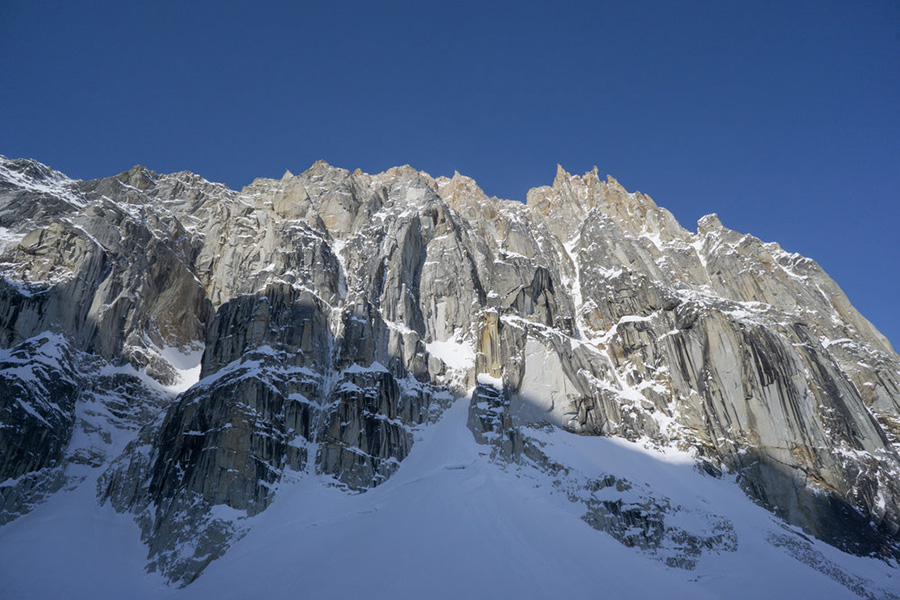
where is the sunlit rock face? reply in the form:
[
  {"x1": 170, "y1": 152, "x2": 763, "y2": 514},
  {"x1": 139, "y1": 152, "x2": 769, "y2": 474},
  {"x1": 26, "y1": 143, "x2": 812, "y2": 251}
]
[{"x1": 1, "y1": 155, "x2": 899, "y2": 585}]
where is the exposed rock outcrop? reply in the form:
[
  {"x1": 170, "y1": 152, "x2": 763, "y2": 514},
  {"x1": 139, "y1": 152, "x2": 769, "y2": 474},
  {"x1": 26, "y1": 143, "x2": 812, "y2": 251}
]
[{"x1": 1, "y1": 154, "x2": 899, "y2": 587}]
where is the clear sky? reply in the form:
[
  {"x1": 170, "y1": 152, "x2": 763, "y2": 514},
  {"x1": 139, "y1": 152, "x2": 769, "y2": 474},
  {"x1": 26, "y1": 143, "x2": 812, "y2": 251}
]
[{"x1": 2, "y1": 1, "x2": 898, "y2": 346}]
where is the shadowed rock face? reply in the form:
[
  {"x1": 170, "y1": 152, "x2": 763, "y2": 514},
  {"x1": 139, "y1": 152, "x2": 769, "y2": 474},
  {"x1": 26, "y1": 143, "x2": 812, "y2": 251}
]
[
  {"x1": 1, "y1": 155, "x2": 899, "y2": 584},
  {"x1": 0, "y1": 334, "x2": 79, "y2": 524}
]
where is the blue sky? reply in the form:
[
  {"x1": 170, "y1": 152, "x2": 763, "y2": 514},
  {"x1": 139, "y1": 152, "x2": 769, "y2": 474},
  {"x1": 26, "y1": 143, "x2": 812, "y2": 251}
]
[{"x1": 2, "y1": 1, "x2": 898, "y2": 346}]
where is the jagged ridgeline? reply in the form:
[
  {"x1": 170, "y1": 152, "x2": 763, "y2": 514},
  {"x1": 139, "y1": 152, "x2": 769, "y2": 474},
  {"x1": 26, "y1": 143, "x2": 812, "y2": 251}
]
[{"x1": 1, "y1": 156, "x2": 899, "y2": 586}]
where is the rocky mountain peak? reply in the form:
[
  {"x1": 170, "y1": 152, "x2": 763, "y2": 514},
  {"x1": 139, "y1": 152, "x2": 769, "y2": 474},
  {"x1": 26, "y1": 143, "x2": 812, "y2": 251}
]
[
  {"x1": 553, "y1": 163, "x2": 572, "y2": 187},
  {"x1": 3, "y1": 157, "x2": 60, "y2": 182},
  {"x1": 117, "y1": 164, "x2": 156, "y2": 191},
  {"x1": 435, "y1": 171, "x2": 492, "y2": 211},
  {"x1": 697, "y1": 212, "x2": 725, "y2": 234},
  {"x1": 1, "y1": 155, "x2": 899, "y2": 595}
]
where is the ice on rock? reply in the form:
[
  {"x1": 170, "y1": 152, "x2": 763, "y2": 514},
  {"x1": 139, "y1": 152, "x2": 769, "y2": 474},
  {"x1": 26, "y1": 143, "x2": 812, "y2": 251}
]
[{"x1": 1, "y1": 155, "x2": 899, "y2": 598}]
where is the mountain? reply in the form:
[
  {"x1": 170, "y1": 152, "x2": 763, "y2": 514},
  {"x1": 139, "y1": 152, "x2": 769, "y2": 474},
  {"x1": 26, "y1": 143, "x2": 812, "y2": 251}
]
[{"x1": 0, "y1": 155, "x2": 898, "y2": 599}]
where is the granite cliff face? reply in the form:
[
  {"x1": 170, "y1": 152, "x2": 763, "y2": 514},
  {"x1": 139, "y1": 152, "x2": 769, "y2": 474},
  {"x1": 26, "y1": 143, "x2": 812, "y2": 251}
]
[{"x1": 1, "y1": 156, "x2": 899, "y2": 590}]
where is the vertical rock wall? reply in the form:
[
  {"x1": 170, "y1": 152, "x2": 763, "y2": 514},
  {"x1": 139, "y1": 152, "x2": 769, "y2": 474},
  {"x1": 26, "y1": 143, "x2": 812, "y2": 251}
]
[{"x1": 1, "y1": 155, "x2": 898, "y2": 584}]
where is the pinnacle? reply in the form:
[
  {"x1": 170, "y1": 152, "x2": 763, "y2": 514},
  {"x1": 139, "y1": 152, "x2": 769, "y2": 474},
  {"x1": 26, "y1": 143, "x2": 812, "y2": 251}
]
[
  {"x1": 697, "y1": 213, "x2": 724, "y2": 234},
  {"x1": 553, "y1": 164, "x2": 572, "y2": 188}
]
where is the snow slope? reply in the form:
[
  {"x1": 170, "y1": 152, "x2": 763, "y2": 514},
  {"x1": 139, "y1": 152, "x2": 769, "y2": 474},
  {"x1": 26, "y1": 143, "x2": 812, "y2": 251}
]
[{"x1": 2, "y1": 396, "x2": 896, "y2": 599}]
